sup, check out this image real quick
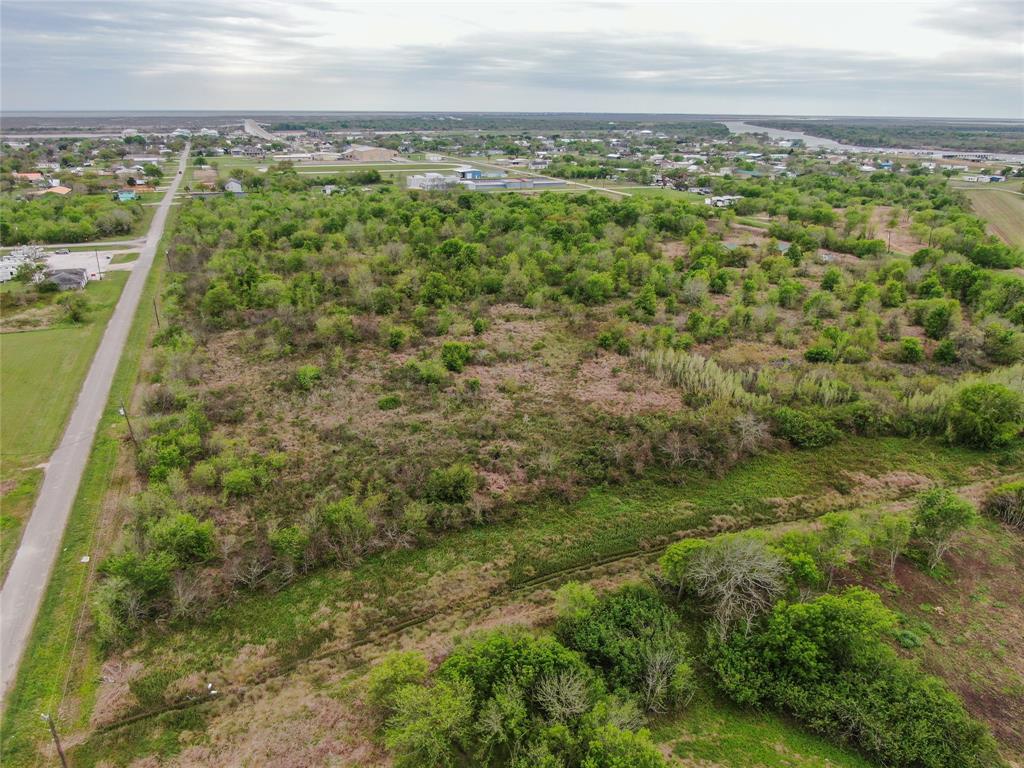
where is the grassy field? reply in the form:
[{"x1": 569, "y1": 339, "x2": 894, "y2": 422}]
[
  {"x1": 962, "y1": 188, "x2": 1024, "y2": 246},
  {"x1": 43, "y1": 440, "x2": 1018, "y2": 767},
  {"x1": 3, "y1": 435, "x2": 1006, "y2": 765},
  {"x1": 0, "y1": 273, "x2": 129, "y2": 576},
  {"x1": 0, "y1": 237, "x2": 170, "y2": 766}
]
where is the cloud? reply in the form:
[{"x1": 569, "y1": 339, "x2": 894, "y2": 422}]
[
  {"x1": 920, "y1": 0, "x2": 1023, "y2": 42},
  {"x1": 1, "y1": 0, "x2": 1020, "y2": 116}
]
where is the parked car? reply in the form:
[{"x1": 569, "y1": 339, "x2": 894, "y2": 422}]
[{"x1": 54, "y1": 248, "x2": 70, "y2": 255}]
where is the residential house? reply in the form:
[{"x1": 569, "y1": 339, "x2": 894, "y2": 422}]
[
  {"x1": 44, "y1": 268, "x2": 88, "y2": 290},
  {"x1": 224, "y1": 178, "x2": 244, "y2": 194}
]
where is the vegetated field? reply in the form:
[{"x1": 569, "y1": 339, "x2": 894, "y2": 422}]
[
  {"x1": 0, "y1": 272, "x2": 128, "y2": 576},
  {"x1": 962, "y1": 188, "x2": 1024, "y2": 247},
  {"x1": 3, "y1": 156, "x2": 1024, "y2": 767}
]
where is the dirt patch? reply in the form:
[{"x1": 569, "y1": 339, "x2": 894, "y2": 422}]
[{"x1": 573, "y1": 354, "x2": 682, "y2": 415}]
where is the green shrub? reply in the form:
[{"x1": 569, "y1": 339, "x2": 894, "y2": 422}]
[
  {"x1": 366, "y1": 651, "x2": 430, "y2": 714},
  {"x1": 944, "y1": 382, "x2": 1023, "y2": 448},
  {"x1": 440, "y1": 341, "x2": 473, "y2": 372},
  {"x1": 898, "y1": 337, "x2": 924, "y2": 363},
  {"x1": 554, "y1": 582, "x2": 598, "y2": 621},
  {"x1": 100, "y1": 550, "x2": 176, "y2": 598},
  {"x1": 405, "y1": 358, "x2": 450, "y2": 388},
  {"x1": 222, "y1": 466, "x2": 257, "y2": 497},
  {"x1": 933, "y1": 338, "x2": 958, "y2": 364},
  {"x1": 912, "y1": 488, "x2": 977, "y2": 568},
  {"x1": 556, "y1": 585, "x2": 693, "y2": 712},
  {"x1": 425, "y1": 464, "x2": 477, "y2": 504},
  {"x1": 709, "y1": 587, "x2": 999, "y2": 768},
  {"x1": 771, "y1": 407, "x2": 841, "y2": 448},
  {"x1": 147, "y1": 512, "x2": 216, "y2": 563},
  {"x1": 294, "y1": 364, "x2": 322, "y2": 391},
  {"x1": 378, "y1": 394, "x2": 402, "y2": 410},
  {"x1": 580, "y1": 725, "x2": 666, "y2": 768}
]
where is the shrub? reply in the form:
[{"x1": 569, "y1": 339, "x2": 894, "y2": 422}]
[
  {"x1": 146, "y1": 512, "x2": 216, "y2": 563},
  {"x1": 580, "y1": 725, "x2": 666, "y2": 768},
  {"x1": 708, "y1": 588, "x2": 999, "y2": 768},
  {"x1": 772, "y1": 407, "x2": 841, "y2": 448},
  {"x1": 554, "y1": 582, "x2": 598, "y2": 621},
  {"x1": 294, "y1": 364, "x2": 322, "y2": 391},
  {"x1": 100, "y1": 550, "x2": 176, "y2": 598},
  {"x1": 556, "y1": 585, "x2": 692, "y2": 711},
  {"x1": 933, "y1": 338, "x2": 958, "y2": 364},
  {"x1": 405, "y1": 358, "x2": 450, "y2": 388},
  {"x1": 440, "y1": 341, "x2": 473, "y2": 372},
  {"x1": 366, "y1": 651, "x2": 429, "y2": 714},
  {"x1": 944, "y1": 382, "x2": 1024, "y2": 448},
  {"x1": 898, "y1": 337, "x2": 924, "y2": 363},
  {"x1": 378, "y1": 393, "x2": 402, "y2": 410},
  {"x1": 425, "y1": 464, "x2": 477, "y2": 504},
  {"x1": 981, "y1": 481, "x2": 1024, "y2": 528},
  {"x1": 222, "y1": 466, "x2": 257, "y2": 497}
]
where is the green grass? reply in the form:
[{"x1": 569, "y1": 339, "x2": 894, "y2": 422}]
[
  {"x1": 109, "y1": 252, "x2": 139, "y2": 265},
  {"x1": 86, "y1": 439, "x2": 995, "y2": 711},
  {"x1": 656, "y1": 695, "x2": 874, "y2": 767},
  {"x1": 0, "y1": 274, "x2": 130, "y2": 578},
  {"x1": 0, "y1": 231, "x2": 170, "y2": 767},
  {"x1": 961, "y1": 188, "x2": 1024, "y2": 247},
  {"x1": 1, "y1": 273, "x2": 129, "y2": 472}
]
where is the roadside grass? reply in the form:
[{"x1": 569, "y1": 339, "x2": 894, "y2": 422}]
[
  {"x1": 109, "y1": 252, "x2": 139, "y2": 265},
  {"x1": 0, "y1": 274, "x2": 129, "y2": 578},
  {"x1": 961, "y1": 188, "x2": 1024, "y2": 247},
  {"x1": 0, "y1": 233, "x2": 170, "y2": 766},
  {"x1": 104, "y1": 439, "x2": 996, "y2": 712}
]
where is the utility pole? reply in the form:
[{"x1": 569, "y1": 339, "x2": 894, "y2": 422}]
[
  {"x1": 41, "y1": 714, "x2": 69, "y2": 768},
  {"x1": 153, "y1": 298, "x2": 161, "y2": 330},
  {"x1": 119, "y1": 400, "x2": 138, "y2": 449},
  {"x1": 95, "y1": 249, "x2": 102, "y2": 280}
]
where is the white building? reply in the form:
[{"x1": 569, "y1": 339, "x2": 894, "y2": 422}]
[{"x1": 407, "y1": 172, "x2": 458, "y2": 190}]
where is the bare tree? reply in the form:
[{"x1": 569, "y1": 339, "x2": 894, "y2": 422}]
[
  {"x1": 686, "y1": 535, "x2": 785, "y2": 639},
  {"x1": 535, "y1": 670, "x2": 592, "y2": 723},
  {"x1": 640, "y1": 641, "x2": 694, "y2": 713}
]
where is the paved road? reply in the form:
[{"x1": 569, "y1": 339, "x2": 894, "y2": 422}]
[{"x1": 0, "y1": 146, "x2": 189, "y2": 705}]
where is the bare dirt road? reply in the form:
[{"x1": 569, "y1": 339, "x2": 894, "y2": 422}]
[{"x1": 0, "y1": 146, "x2": 190, "y2": 705}]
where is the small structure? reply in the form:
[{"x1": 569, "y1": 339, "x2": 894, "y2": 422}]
[
  {"x1": 407, "y1": 172, "x2": 458, "y2": 190},
  {"x1": 41, "y1": 186, "x2": 72, "y2": 196},
  {"x1": 44, "y1": 268, "x2": 88, "y2": 291},
  {"x1": 454, "y1": 166, "x2": 482, "y2": 180},
  {"x1": 340, "y1": 145, "x2": 399, "y2": 162},
  {"x1": 224, "y1": 178, "x2": 244, "y2": 194},
  {"x1": 704, "y1": 195, "x2": 742, "y2": 208},
  {"x1": 116, "y1": 190, "x2": 139, "y2": 202}
]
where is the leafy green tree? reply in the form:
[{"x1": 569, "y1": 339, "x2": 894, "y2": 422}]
[
  {"x1": 384, "y1": 678, "x2": 474, "y2": 768},
  {"x1": 870, "y1": 514, "x2": 912, "y2": 577},
  {"x1": 146, "y1": 512, "x2": 216, "y2": 563},
  {"x1": 912, "y1": 488, "x2": 977, "y2": 568},
  {"x1": 366, "y1": 651, "x2": 429, "y2": 714}
]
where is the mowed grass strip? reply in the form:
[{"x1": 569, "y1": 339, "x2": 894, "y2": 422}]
[
  {"x1": 0, "y1": 241, "x2": 168, "y2": 766},
  {"x1": 0, "y1": 272, "x2": 129, "y2": 577},
  {"x1": 964, "y1": 188, "x2": 1024, "y2": 247}
]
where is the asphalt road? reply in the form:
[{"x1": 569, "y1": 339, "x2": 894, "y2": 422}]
[{"x1": 0, "y1": 146, "x2": 190, "y2": 705}]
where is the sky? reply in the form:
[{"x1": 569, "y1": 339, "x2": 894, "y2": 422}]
[{"x1": 1, "y1": 0, "x2": 1022, "y2": 117}]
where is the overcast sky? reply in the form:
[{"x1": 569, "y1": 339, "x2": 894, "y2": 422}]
[{"x1": 1, "y1": 0, "x2": 1021, "y2": 117}]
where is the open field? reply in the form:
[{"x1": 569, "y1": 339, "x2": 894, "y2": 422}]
[
  {"x1": 0, "y1": 272, "x2": 129, "y2": 577},
  {"x1": 962, "y1": 188, "x2": 1024, "y2": 246}
]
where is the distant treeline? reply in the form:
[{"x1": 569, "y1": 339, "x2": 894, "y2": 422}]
[
  {"x1": 756, "y1": 119, "x2": 1024, "y2": 154},
  {"x1": 269, "y1": 115, "x2": 731, "y2": 136}
]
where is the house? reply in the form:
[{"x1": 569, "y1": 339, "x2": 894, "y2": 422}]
[
  {"x1": 12, "y1": 171, "x2": 44, "y2": 183},
  {"x1": 224, "y1": 179, "x2": 244, "y2": 194},
  {"x1": 44, "y1": 268, "x2": 88, "y2": 290},
  {"x1": 454, "y1": 166, "x2": 482, "y2": 180},
  {"x1": 340, "y1": 145, "x2": 399, "y2": 162}
]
